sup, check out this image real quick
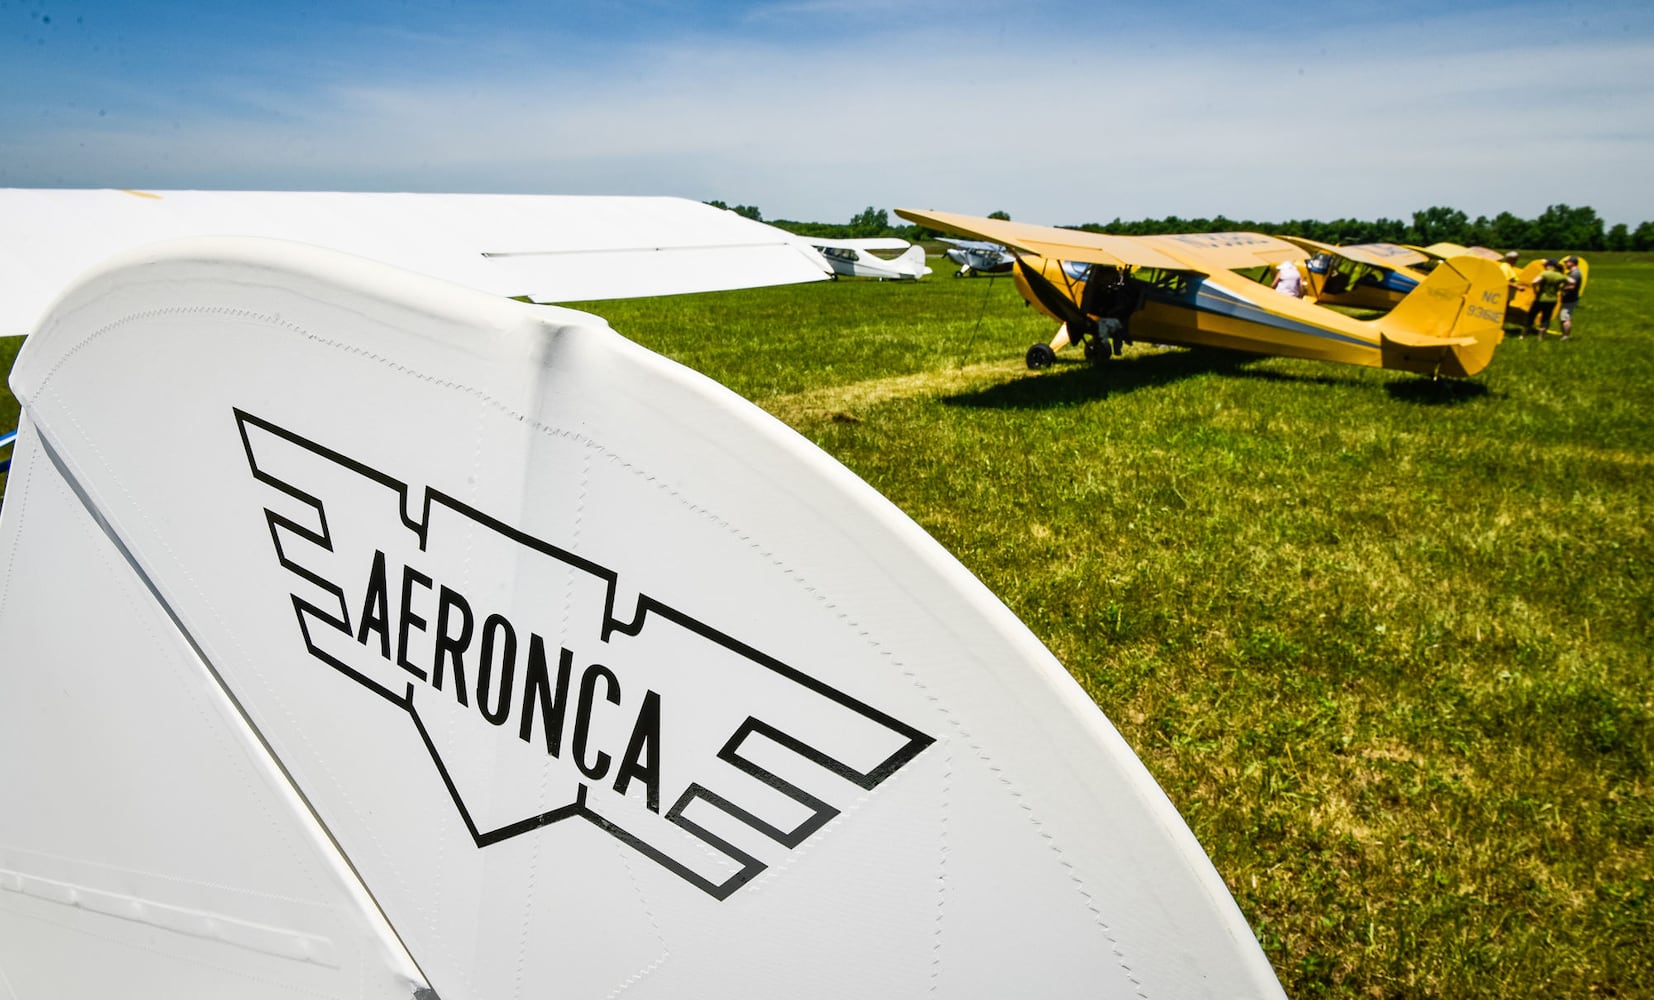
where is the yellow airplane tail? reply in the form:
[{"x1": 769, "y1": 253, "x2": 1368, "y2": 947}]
[{"x1": 1374, "y1": 255, "x2": 1507, "y2": 377}]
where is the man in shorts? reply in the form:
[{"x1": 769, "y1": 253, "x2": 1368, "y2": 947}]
[
  {"x1": 1527, "y1": 259, "x2": 1568, "y2": 338},
  {"x1": 1559, "y1": 255, "x2": 1583, "y2": 340}
]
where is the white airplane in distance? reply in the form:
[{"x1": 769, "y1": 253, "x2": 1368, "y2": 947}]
[
  {"x1": 941, "y1": 237, "x2": 1016, "y2": 277},
  {"x1": 807, "y1": 236, "x2": 932, "y2": 280},
  {"x1": 0, "y1": 189, "x2": 1285, "y2": 1000}
]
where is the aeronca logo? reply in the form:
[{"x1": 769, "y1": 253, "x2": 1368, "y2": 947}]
[{"x1": 234, "y1": 409, "x2": 933, "y2": 900}]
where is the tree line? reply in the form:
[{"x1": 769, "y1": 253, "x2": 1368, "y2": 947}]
[{"x1": 707, "y1": 201, "x2": 1653, "y2": 251}]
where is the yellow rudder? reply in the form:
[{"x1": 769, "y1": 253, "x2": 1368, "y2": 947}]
[{"x1": 1376, "y1": 255, "x2": 1506, "y2": 377}]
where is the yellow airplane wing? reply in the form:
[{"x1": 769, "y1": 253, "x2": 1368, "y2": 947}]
[
  {"x1": 1421, "y1": 242, "x2": 1503, "y2": 262},
  {"x1": 1347, "y1": 243, "x2": 1431, "y2": 268},
  {"x1": 1136, "y1": 232, "x2": 1306, "y2": 270},
  {"x1": 1282, "y1": 235, "x2": 1339, "y2": 255},
  {"x1": 895, "y1": 209, "x2": 1191, "y2": 272},
  {"x1": 1285, "y1": 239, "x2": 1429, "y2": 271},
  {"x1": 1420, "y1": 241, "x2": 1469, "y2": 258}
]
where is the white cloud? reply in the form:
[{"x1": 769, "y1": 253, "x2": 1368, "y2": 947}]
[{"x1": 3, "y1": 7, "x2": 1651, "y2": 225}]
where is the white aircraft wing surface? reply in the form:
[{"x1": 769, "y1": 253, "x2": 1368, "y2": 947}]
[
  {"x1": 0, "y1": 238, "x2": 1285, "y2": 999},
  {"x1": 805, "y1": 236, "x2": 913, "y2": 251},
  {"x1": 0, "y1": 189, "x2": 831, "y2": 335}
]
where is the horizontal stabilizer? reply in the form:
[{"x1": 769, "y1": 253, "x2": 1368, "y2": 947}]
[
  {"x1": 1380, "y1": 328, "x2": 1478, "y2": 349},
  {"x1": 805, "y1": 236, "x2": 912, "y2": 252}
]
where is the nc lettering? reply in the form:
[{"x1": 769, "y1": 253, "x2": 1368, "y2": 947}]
[{"x1": 355, "y1": 549, "x2": 662, "y2": 812}]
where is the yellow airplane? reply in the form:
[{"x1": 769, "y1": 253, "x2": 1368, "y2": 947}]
[
  {"x1": 895, "y1": 209, "x2": 1509, "y2": 379},
  {"x1": 1502, "y1": 255, "x2": 1590, "y2": 330},
  {"x1": 1410, "y1": 246, "x2": 1590, "y2": 327},
  {"x1": 1281, "y1": 237, "x2": 1434, "y2": 311}
]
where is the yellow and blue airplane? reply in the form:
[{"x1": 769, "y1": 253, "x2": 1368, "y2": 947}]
[
  {"x1": 895, "y1": 209, "x2": 1509, "y2": 379},
  {"x1": 1281, "y1": 237, "x2": 1435, "y2": 311}
]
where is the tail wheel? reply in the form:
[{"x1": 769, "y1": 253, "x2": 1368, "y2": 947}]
[{"x1": 1026, "y1": 343, "x2": 1057, "y2": 369}]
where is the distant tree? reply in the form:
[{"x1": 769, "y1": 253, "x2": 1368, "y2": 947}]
[
  {"x1": 1486, "y1": 212, "x2": 1532, "y2": 251},
  {"x1": 849, "y1": 206, "x2": 889, "y2": 237},
  {"x1": 988, "y1": 210, "x2": 1010, "y2": 221},
  {"x1": 1374, "y1": 218, "x2": 1411, "y2": 243},
  {"x1": 703, "y1": 199, "x2": 763, "y2": 222},
  {"x1": 1530, "y1": 203, "x2": 1603, "y2": 250},
  {"x1": 1465, "y1": 215, "x2": 1492, "y2": 247},
  {"x1": 1410, "y1": 206, "x2": 1470, "y2": 246},
  {"x1": 766, "y1": 202, "x2": 1647, "y2": 253}
]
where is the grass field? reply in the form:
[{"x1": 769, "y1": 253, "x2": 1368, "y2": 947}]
[{"x1": 3, "y1": 257, "x2": 1649, "y2": 997}]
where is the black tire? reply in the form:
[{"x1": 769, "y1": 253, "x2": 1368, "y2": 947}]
[
  {"x1": 1083, "y1": 338, "x2": 1104, "y2": 362},
  {"x1": 1026, "y1": 343, "x2": 1057, "y2": 369}
]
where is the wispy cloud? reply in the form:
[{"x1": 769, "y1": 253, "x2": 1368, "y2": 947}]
[{"x1": 2, "y1": 1, "x2": 1650, "y2": 225}]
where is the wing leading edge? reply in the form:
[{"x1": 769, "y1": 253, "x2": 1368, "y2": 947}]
[
  {"x1": 0, "y1": 189, "x2": 832, "y2": 336},
  {"x1": 896, "y1": 208, "x2": 1192, "y2": 272}
]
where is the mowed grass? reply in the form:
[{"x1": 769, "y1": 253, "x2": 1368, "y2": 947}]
[
  {"x1": 576, "y1": 260, "x2": 1653, "y2": 998},
  {"x1": 2, "y1": 259, "x2": 1648, "y2": 997},
  {"x1": 0, "y1": 334, "x2": 19, "y2": 498}
]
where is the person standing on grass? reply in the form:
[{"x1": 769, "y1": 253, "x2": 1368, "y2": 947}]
[
  {"x1": 1526, "y1": 259, "x2": 1567, "y2": 338},
  {"x1": 1559, "y1": 254, "x2": 1583, "y2": 340},
  {"x1": 1499, "y1": 250, "x2": 1525, "y2": 328}
]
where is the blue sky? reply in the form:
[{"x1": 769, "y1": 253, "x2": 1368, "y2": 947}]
[{"x1": 3, "y1": 0, "x2": 1650, "y2": 226}]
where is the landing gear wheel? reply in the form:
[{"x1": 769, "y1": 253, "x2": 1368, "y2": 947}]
[
  {"x1": 1026, "y1": 343, "x2": 1057, "y2": 369},
  {"x1": 1083, "y1": 338, "x2": 1106, "y2": 362}
]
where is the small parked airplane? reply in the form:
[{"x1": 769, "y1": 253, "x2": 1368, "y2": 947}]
[
  {"x1": 0, "y1": 190, "x2": 1286, "y2": 999},
  {"x1": 940, "y1": 237, "x2": 1015, "y2": 277},
  {"x1": 806, "y1": 236, "x2": 931, "y2": 280},
  {"x1": 1282, "y1": 237, "x2": 1432, "y2": 311},
  {"x1": 896, "y1": 208, "x2": 1508, "y2": 378}
]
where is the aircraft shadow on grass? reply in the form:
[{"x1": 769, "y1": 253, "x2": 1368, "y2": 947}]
[
  {"x1": 944, "y1": 349, "x2": 1494, "y2": 410},
  {"x1": 1382, "y1": 376, "x2": 1493, "y2": 405}
]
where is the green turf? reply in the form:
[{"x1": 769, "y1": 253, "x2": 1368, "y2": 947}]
[
  {"x1": 4, "y1": 256, "x2": 1649, "y2": 997},
  {"x1": 576, "y1": 258, "x2": 1654, "y2": 998},
  {"x1": 0, "y1": 334, "x2": 20, "y2": 499}
]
